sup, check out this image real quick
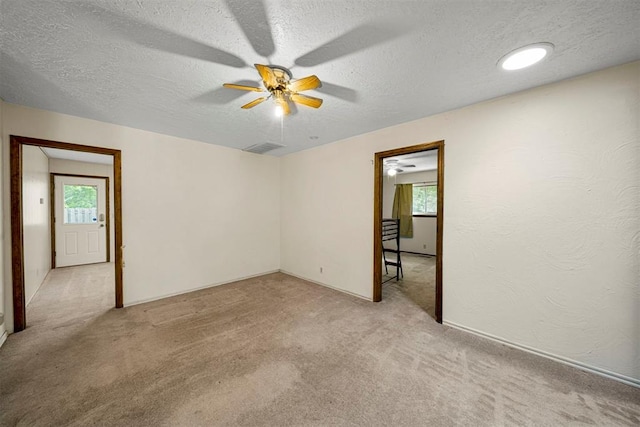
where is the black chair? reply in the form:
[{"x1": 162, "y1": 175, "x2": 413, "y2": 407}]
[{"x1": 382, "y1": 218, "x2": 403, "y2": 283}]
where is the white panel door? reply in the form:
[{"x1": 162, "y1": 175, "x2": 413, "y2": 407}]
[{"x1": 54, "y1": 175, "x2": 107, "y2": 267}]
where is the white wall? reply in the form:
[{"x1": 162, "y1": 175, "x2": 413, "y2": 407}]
[
  {"x1": 1, "y1": 62, "x2": 637, "y2": 383},
  {"x1": 2, "y1": 104, "x2": 281, "y2": 333},
  {"x1": 49, "y1": 159, "x2": 115, "y2": 262},
  {"x1": 281, "y1": 62, "x2": 640, "y2": 383},
  {"x1": 382, "y1": 170, "x2": 438, "y2": 255},
  {"x1": 22, "y1": 145, "x2": 51, "y2": 305}
]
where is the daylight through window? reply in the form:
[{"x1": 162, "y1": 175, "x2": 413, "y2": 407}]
[
  {"x1": 412, "y1": 183, "x2": 437, "y2": 215},
  {"x1": 63, "y1": 184, "x2": 98, "y2": 224}
]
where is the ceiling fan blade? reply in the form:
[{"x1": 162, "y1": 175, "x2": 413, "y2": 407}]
[
  {"x1": 223, "y1": 83, "x2": 264, "y2": 92},
  {"x1": 255, "y1": 64, "x2": 278, "y2": 89},
  {"x1": 288, "y1": 75, "x2": 321, "y2": 92},
  {"x1": 276, "y1": 97, "x2": 291, "y2": 115},
  {"x1": 72, "y1": 3, "x2": 246, "y2": 68},
  {"x1": 290, "y1": 94, "x2": 323, "y2": 109},
  {"x1": 288, "y1": 101, "x2": 299, "y2": 116},
  {"x1": 195, "y1": 80, "x2": 262, "y2": 104},
  {"x1": 294, "y1": 23, "x2": 402, "y2": 67},
  {"x1": 403, "y1": 164, "x2": 416, "y2": 168},
  {"x1": 224, "y1": 0, "x2": 275, "y2": 58},
  {"x1": 315, "y1": 81, "x2": 358, "y2": 102},
  {"x1": 1, "y1": 53, "x2": 92, "y2": 116},
  {"x1": 241, "y1": 97, "x2": 267, "y2": 109}
]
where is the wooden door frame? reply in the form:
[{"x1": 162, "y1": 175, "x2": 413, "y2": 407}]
[
  {"x1": 10, "y1": 135, "x2": 123, "y2": 332},
  {"x1": 373, "y1": 140, "x2": 445, "y2": 323},
  {"x1": 50, "y1": 173, "x2": 111, "y2": 268}
]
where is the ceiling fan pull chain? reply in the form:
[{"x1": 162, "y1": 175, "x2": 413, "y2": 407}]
[{"x1": 281, "y1": 114, "x2": 284, "y2": 145}]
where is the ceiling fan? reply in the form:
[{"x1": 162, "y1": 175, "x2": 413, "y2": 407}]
[
  {"x1": 384, "y1": 159, "x2": 416, "y2": 176},
  {"x1": 223, "y1": 64, "x2": 323, "y2": 115}
]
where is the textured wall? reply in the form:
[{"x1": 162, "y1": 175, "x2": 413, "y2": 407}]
[
  {"x1": 22, "y1": 145, "x2": 51, "y2": 305},
  {"x1": 1, "y1": 62, "x2": 638, "y2": 383},
  {"x1": 382, "y1": 170, "x2": 438, "y2": 255},
  {"x1": 281, "y1": 62, "x2": 640, "y2": 382},
  {"x1": 2, "y1": 105, "x2": 281, "y2": 332}
]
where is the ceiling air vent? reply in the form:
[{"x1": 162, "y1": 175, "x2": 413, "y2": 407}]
[{"x1": 243, "y1": 142, "x2": 285, "y2": 155}]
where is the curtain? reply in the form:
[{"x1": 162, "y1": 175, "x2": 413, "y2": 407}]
[{"x1": 392, "y1": 184, "x2": 413, "y2": 238}]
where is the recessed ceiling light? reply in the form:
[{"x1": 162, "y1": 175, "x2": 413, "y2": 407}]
[{"x1": 498, "y1": 43, "x2": 554, "y2": 71}]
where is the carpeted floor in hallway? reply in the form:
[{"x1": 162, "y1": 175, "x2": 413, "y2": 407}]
[
  {"x1": 383, "y1": 253, "x2": 436, "y2": 319},
  {"x1": 1, "y1": 268, "x2": 639, "y2": 426}
]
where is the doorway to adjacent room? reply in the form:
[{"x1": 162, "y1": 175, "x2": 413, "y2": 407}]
[
  {"x1": 373, "y1": 140, "x2": 444, "y2": 323},
  {"x1": 10, "y1": 135, "x2": 123, "y2": 332}
]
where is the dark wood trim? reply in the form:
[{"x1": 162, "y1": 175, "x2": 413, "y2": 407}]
[
  {"x1": 50, "y1": 173, "x2": 111, "y2": 268},
  {"x1": 373, "y1": 154, "x2": 383, "y2": 302},
  {"x1": 10, "y1": 139, "x2": 26, "y2": 332},
  {"x1": 13, "y1": 136, "x2": 121, "y2": 155},
  {"x1": 435, "y1": 146, "x2": 445, "y2": 323},
  {"x1": 113, "y1": 151, "x2": 123, "y2": 308},
  {"x1": 50, "y1": 172, "x2": 111, "y2": 179},
  {"x1": 413, "y1": 214, "x2": 437, "y2": 218},
  {"x1": 375, "y1": 140, "x2": 443, "y2": 159},
  {"x1": 49, "y1": 177, "x2": 55, "y2": 268},
  {"x1": 105, "y1": 177, "x2": 111, "y2": 265},
  {"x1": 10, "y1": 135, "x2": 123, "y2": 332},
  {"x1": 374, "y1": 140, "x2": 445, "y2": 323}
]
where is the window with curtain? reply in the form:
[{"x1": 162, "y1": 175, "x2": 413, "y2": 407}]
[
  {"x1": 412, "y1": 183, "x2": 437, "y2": 216},
  {"x1": 392, "y1": 184, "x2": 413, "y2": 238}
]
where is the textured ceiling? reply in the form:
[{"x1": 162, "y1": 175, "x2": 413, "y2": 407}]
[
  {"x1": 1, "y1": 1, "x2": 639, "y2": 156},
  {"x1": 386, "y1": 150, "x2": 438, "y2": 174},
  {"x1": 41, "y1": 147, "x2": 113, "y2": 164}
]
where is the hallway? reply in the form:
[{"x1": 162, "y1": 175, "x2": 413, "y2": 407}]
[{"x1": 26, "y1": 263, "x2": 114, "y2": 331}]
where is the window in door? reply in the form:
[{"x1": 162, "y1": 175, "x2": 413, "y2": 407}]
[{"x1": 63, "y1": 184, "x2": 98, "y2": 224}]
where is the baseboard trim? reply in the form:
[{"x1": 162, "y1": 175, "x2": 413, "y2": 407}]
[
  {"x1": 401, "y1": 250, "x2": 435, "y2": 257},
  {"x1": 279, "y1": 270, "x2": 373, "y2": 302},
  {"x1": 0, "y1": 330, "x2": 8, "y2": 349},
  {"x1": 124, "y1": 270, "x2": 281, "y2": 307},
  {"x1": 26, "y1": 268, "x2": 52, "y2": 307},
  {"x1": 444, "y1": 320, "x2": 640, "y2": 388}
]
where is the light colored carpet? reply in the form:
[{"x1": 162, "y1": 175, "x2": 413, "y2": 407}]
[
  {"x1": 26, "y1": 262, "x2": 114, "y2": 329},
  {"x1": 383, "y1": 253, "x2": 436, "y2": 319},
  {"x1": 1, "y1": 266, "x2": 639, "y2": 426}
]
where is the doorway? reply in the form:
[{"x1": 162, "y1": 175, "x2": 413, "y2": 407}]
[
  {"x1": 373, "y1": 140, "x2": 444, "y2": 323},
  {"x1": 10, "y1": 135, "x2": 123, "y2": 332},
  {"x1": 52, "y1": 174, "x2": 110, "y2": 268}
]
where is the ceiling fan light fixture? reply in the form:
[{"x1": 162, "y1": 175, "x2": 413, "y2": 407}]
[
  {"x1": 498, "y1": 42, "x2": 554, "y2": 71},
  {"x1": 388, "y1": 168, "x2": 397, "y2": 177},
  {"x1": 224, "y1": 64, "x2": 323, "y2": 115}
]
